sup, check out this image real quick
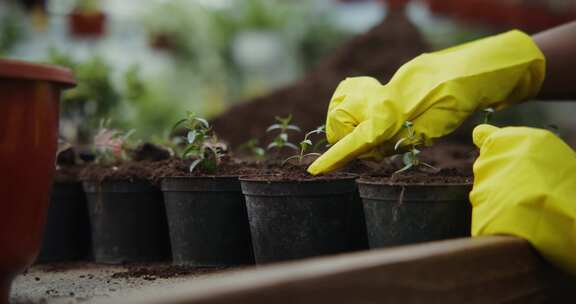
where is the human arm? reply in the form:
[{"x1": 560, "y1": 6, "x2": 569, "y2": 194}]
[{"x1": 533, "y1": 21, "x2": 576, "y2": 100}]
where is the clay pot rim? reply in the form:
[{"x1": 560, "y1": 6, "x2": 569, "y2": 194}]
[{"x1": 0, "y1": 59, "x2": 76, "y2": 87}]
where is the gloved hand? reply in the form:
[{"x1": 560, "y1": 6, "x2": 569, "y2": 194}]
[
  {"x1": 471, "y1": 124, "x2": 576, "y2": 275},
  {"x1": 308, "y1": 30, "x2": 545, "y2": 175}
]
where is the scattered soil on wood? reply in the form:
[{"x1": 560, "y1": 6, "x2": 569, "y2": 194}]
[
  {"x1": 110, "y1": 265, "x2": 229, "y2": 281},
  {"x1": 212, "y1": 11, "x2": 428, "y2": 147}
]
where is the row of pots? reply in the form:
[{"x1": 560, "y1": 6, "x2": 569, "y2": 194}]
[{"x1": 39, "y1": 175, "x2": 472, "y2": 266}]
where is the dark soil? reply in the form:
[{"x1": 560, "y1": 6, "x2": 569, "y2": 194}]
[
  {"x1": 212, "y1": 11, "x2": 428, "y2": 147},
  {"x1": 151, "y1": 157, "x2": 258, "y2": 178},
  {"x1": 79, "y1": 160, "x2": 162, "y2": 184},
  {"x1": 360, "y1": 168, "x2": 472, "y2": 185},
  {"x1": 241, "y1": 164, "x2": 356, "y2": 182},
  {"x1": 80, "y1": 157, "x2": 260, "y2": 185},
  {"x1": 110, "y1": 265, "x2": 229, "y2": 281}
]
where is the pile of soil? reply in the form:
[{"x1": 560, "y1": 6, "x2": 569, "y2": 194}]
[
  {"x1": 212, "y1": 11, "x2": 429, "y2": 147},
  {"x1": 110, "y1": 265, "x2": 228, "y2": 281}
]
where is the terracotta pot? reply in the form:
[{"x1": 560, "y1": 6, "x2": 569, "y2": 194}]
[
  {"x1": 0, "y1": 59, "x2": 75, "y2": 303},
  {"x1": 68, "y1": 9, "x2": 106, "y2": 37}
]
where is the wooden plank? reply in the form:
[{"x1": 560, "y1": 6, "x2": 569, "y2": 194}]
[{"x1": 94, "y1": 236, "x2": 570, "y2": 304}]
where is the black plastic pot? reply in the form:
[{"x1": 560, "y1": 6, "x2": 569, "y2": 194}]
[
  {"x1": 83, "y1": 180, "x2": 170, "y2": 264},
  {"x1": 240, "y1": 176, "x2": 361, "y2": 264},
  {"x1": 37, "y1": 182, "x2": 91, "y2": 263},
  {"x1": 162, "y1": 177, "x2": 254, "y2": 266},
  {"x1": 357, "y1": 179, "x2": 472, "y2": 248}
]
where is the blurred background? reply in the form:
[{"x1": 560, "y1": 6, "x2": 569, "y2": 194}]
[{"x1": 1, "y1": 0, "x2": 575, "y2": 147}]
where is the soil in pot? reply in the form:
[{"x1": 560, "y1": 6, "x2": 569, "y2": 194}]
[
  {"x1": 37, "y1": 148, "x2": 92, "y2": 263},
  {"x1": 80, "y1": 145, "x2": 172, "y2": 264},
  {"x1": 157, "y1": 158, "x2": 256, "y2": 267},
  {"x1": 357, "y1": 167, "x2": 473, "y2": 249},
  {"x1": 240, "y1": 166, "x2": 365, "y2": 264}
]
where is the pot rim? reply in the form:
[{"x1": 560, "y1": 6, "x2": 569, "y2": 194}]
[
  {"x1": 356, "y1": 178, "x2": 472, "y2": 187},
  {"x1": 239, "y1": 173, "x2": 358, "y2": 183},
  {"x1": 163, "y1": 175, "x2": 239, "y2": 180},
  {"x1": 0, "y1": 59, "x2": 76, "y2": 87}
]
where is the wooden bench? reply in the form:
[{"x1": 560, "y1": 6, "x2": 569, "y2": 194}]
[{"x1": 97, "y1": 236, "x2": 572, "y2": 304}]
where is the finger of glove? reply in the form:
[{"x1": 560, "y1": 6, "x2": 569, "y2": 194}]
[
  {"x1": 473, "y1": 124, "x2": 500, "y2": 148},
  {"x1": 308, "y1": 117, "x2": 396, "y2": 175},
  {"x1": 326, "y1": 77, "x2": 384, "y2": 144}
]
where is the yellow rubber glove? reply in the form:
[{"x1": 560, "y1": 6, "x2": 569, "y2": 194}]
[
  {"x1": 308, "y1": 30, "x2": 545, "y2": 175},
  {"x1": 471, "y1": 124, "x2": 576, "y2": 275}
]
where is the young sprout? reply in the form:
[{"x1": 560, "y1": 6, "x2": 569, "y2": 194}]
[
  {"x1": 393, "y1": 121, "x2": 436, "y2": 174},
  {"x1": 483, "y1": 107, "x2": 495, "y2": 124},
  {"x1": 93, "y1": 119, "x2": 135, "y2": 164},
  {"x1": 238, "y1": 139, "x2": 266, "y2": 160},
  {"x1": 266, "y1": 114, "x2": 301, "y2": 152},
  {"x1": 172, "y1": 112, "x2": 226, "y2": 173},
  {"x1": 282, "y1": 125, "x2": 326, "y2": 166}
]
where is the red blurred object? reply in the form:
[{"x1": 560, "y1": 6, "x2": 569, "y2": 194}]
[
  {"x1": 425, "y1": 0, "x2": 574, "y2": 32},
  {"x1": 68, "y1": 9, "x2": 106, "y2": 37},
  {"x1": 0, "y1": 59, "x2": 75, "y2": 303}
]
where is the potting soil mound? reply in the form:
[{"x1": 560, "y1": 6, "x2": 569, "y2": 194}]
[
  {"x1": 152, "y1": 157, "x2": 260, "y2": 178},
  {"x1": 361, "y1": 168, "x2": 473, "y2": 185},
  {"x1": 212, "y1": 11, "x2": 429, "y2": 147},
  {"x1": 242, "y1": 164, "x2": 356, "y2": 182}
]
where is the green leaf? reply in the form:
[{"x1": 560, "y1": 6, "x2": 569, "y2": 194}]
[
  {"x1": 281, "y1": 155, "x2": 300, "y2": 166},
  {"x1": 187, "y1": 130, "x2": 198, "y2": 144},
  {"x1": 286, "y1": 125, "x2": 301, "y2": 132},
  {"x1": 266, "y1": 124, "x2": 282, "y2": 132},
  {"x1": 394, "y1": 163, "x2": 413, "y2": 175},
  {"x1": 182, "y1": 145, "x2": 199, "y2": 158},
  {"x1": 171, "y1": 118, "x2": 188, "y2": 133},
  {"x1": 194, "y1": 117, "x2": 210, "y2": 128},
  {"x1": 402, "y1": 152, "x2": 414, "y2": 166},
  {"x1": 394, "y1": 137, "x2": 407, "y2": 151},
  {"x1": 279, "y1": 133, "x2": 288, "y2": 142},
  {"x1": 267, "y1": 142, "x2": 279, "y2": 150},
  {"x1": 254, "y1": 147, "x2": 265, "y2": 156},
  {"x1": 189, "y1": 158, "x2": 203, "y2": 173}
]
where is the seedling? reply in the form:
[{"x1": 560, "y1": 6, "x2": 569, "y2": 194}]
[
  {"x1": 238, "y1": 139, "x2": 266, "y2": 160},
  {"x1": 393, "y1": 121, "x2": 436, "y2": 174},
  {"x1": 282, "y1": 125, "x2": 325, "y2": 166},
  {"x1": 172, "y1": 112, "x2": 226, "y2": 173},
  {"x1": 93, "y1": 119, "x2": 135, "y2": 164},
  {"x1": 266, "y1": 114, "x2": 301, "y2": 153},
  {"x1": 483, "y1": 108, "x2": 495, "y2": 124}
]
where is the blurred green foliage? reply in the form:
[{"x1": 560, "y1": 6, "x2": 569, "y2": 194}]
[
  {"x1": 48, "y1": 49, "x2": 121, "y2": 143},
  {"x1": 0, "y1": 6, "x2": 27, "y2": 56}
]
